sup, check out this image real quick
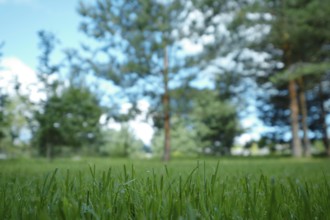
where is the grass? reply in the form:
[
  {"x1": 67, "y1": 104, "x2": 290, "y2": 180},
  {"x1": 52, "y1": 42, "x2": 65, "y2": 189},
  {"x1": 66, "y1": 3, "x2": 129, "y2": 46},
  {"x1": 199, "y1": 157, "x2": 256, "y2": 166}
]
[{"x1": 0, "y1": 157, "x2": 329, "y2": 219}]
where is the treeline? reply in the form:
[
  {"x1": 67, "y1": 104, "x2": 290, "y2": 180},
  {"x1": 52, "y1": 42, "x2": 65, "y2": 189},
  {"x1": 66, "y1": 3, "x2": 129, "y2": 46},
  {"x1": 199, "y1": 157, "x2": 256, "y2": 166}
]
[{"x1": 0, "y1": 0, "x2": 329, "y2": 160}]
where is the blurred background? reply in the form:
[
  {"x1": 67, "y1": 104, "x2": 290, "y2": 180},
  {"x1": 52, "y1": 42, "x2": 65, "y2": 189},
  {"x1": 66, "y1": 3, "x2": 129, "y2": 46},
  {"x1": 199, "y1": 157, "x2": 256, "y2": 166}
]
[{"x1": 0, "y1": 0, "x2": 329, "y2": 160}]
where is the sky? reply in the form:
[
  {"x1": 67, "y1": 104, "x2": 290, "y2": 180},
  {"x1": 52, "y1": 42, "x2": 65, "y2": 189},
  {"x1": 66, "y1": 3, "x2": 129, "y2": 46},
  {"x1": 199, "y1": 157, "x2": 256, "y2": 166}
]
[
  {"x1": 0, "y1": 0, "x2": 84, "y2": 68},
  {"x1": 0, "y1": 0, "x2": 265, "y2": 145}
]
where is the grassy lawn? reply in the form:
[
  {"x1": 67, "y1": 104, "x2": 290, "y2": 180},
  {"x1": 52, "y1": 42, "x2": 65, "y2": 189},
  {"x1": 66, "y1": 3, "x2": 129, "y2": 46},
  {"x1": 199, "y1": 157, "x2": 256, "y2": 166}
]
[{"x1": 0, "y1": 157, "x2": 329, "y2": 219}]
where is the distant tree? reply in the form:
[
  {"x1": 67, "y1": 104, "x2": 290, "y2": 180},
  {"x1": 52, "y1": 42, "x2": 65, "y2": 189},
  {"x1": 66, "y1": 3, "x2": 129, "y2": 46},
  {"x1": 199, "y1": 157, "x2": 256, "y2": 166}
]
[
  {"x1": 151, "y1": 117, "x2": 200, "y2": 158},
  {"x1": 153, "y1": 82, "x2": 241, "y2": 156},
  {"x1": 78, "y1": 0, "x2": 193, "y2": 161},
  {"x1": 192, "y1": 89, "x2": 241, "y2": 155},
  {"x1": 34, "y1": 86, "x2": 104, "y2": 157},
  {"x1": 33, "y1": 30, "x2": 104, "y2": 158},
  {"x1": 0, "y1": 93, "x2": 11, "y2": 152},
  {"x1": 0, "y1": 44, "x2": 34, "y2": 156},
  {"x1": 0, "y1": 43, "x2": 11, "y2": 152},
  {"x1": 0, "y1": 89, "x2": 30, "y2": 157},
  {"x1": 99, "y1": 126, "x2": 144, "y2": 158},
  {"x1": 4, "y1": 96, "x2": 32, "y2": 147}
]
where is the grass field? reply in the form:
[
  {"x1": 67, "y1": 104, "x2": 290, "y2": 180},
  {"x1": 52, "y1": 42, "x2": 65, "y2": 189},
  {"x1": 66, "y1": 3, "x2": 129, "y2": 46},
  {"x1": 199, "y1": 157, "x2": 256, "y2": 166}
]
[{"x1": 0, "y1": 157, "x2": 329, "y2": 219}]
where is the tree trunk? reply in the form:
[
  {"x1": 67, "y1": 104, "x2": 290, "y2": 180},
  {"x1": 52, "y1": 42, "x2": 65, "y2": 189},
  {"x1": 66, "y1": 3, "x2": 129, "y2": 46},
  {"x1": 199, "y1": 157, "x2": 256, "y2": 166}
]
[
  {"x1": 297, "y1": 78, "x2": 311, "y2": 157},
  {"x1": 163, "y1": 45, "x2": 171, "y2": 161},
  {"x1": 289, "y1": 79, "x2": 302, "y2": 157},
  {"x1": 319, "y1": 83, "x2": 330, "y2": 156}
]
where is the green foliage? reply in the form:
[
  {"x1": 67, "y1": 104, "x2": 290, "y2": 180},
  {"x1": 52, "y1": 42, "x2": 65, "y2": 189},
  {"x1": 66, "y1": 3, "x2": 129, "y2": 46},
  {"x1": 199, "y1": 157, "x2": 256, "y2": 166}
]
[
  {"x1": 99, "y1": 126, "x2": 144, "y2": 158},
  {"x1": 152, "y1": 86, "x2": 241, "y2": 157},
  {"x1": 0, "y1": 45, "x2": 5, "y2": 144},
  {"x1": 35, "y1": 86, "x2": 104, "y2": 156},
  {"x1": 0, "y1": 95, "x2": 34, "y2": 157},
  {"x1": 152, "y1": 88, "x2": 241, "y2": 157},
  {"x1": 32, "y1": 30, "x2": 104, "y2": 158},
  {"x1": 231, "y1": 0, "x2": 330, "y2": 150},
  {"x1": 312, "y1": 140, "x2": 326, "y2": 155},
  {"x1": 0, "y1": 158, "x2": 329, "y2": 219},
  {"x1": 272, "y1": 62, "x2": 330, "y2": 84},
  {"x1": 0, "y1": 47, "x2": 31, "y2": 157},
  {"x1": 0, "y1": 47, "x2": 13, "y2": 153},
  {"x1": 0, "y1": 93, "x2": 11, "y2": 151},
  {"x1": 192, "y1": 90, "x2": 241, "y2": 155},
  {"x1": 268, "y1": 0, "x2": 330, "y2": 63},
  {"x1": 152, "y1": 119, "x2": 200, "y2": 158}
]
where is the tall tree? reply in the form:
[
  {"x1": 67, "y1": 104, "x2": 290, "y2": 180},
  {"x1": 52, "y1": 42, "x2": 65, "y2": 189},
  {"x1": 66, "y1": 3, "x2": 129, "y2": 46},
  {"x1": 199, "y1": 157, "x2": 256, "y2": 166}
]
[
  {"x1": 269, "y1": 0, "x2": 330, "y2": 156},
  {"x1": 297, "y1": 78, "x2": 311, "y2": 156},
  {"x1": 33, "y1": 31, "x2": 62, "y2": 158},
  {"x1": 78, "y1": 0, "x2": 192, "y2": 161},
  {"x1": 231, "y1": 0, "x2": 330, "y2": 157},
  {"x1": 318, "y1": 81, "x2": 330, "y2": 156},
  {"x1": 34, "y1": 31, "x2": 104, "y2": 158}
]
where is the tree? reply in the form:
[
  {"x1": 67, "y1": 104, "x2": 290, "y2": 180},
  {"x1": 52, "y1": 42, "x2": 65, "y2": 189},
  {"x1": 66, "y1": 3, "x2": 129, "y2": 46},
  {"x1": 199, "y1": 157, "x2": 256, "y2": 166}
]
[
  {"x1": 267, "y1": 0, "x2": 330, "y2": 156},
  {"x1": 152, "y1": 117, "x2": 200, "y2": 158},
  {"x1": 78, "y1": 0, "x2": 193, "y2": 161},
  {"x1": 0, "y1": 44, "x2": 36, "y2": 156},
  {"x1": 231, "y1": 0, "x2": 330, "y2": 157},
  {"x1": 29, "y1": 30, "x2": 61, "y2": 158},
  {"x1": 0, "y1": 93, "x2": 10, "y2": 152},
  {"x1": 34, "y1": 86, "x2": 104, "y2": 158},
  {"x1": 0, "y1": 43, "x2": 11, "y2": 153},
  {"x1": 33, "y1": 30, "x2": 105, "y2": 158},
  {"x1": 99, "y1": 125, "x2": 144, "y2": 158},
  {"x1": 192, "y1": 89, "x2": 241, "y2": 155}
]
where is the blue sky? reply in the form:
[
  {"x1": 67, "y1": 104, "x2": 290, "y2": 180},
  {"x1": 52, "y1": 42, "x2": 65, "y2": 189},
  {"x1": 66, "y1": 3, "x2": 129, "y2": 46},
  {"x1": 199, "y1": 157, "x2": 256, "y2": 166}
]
[{"x1": 0, "y1": 0, "x2": 84, "y2": 68}]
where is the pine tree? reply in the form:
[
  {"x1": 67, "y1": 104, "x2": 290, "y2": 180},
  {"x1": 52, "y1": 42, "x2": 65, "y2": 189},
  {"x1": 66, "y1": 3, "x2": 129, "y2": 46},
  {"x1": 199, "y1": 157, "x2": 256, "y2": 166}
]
[
  {"x1": 269, "y1": 0, "x2": 330, "y2": 156},
  {"x1": 78, "y1": 0, "x2": 192, "y2": 161},
  {"x1": 232, "y1": 0, "x2": 330, "y2": 157}
]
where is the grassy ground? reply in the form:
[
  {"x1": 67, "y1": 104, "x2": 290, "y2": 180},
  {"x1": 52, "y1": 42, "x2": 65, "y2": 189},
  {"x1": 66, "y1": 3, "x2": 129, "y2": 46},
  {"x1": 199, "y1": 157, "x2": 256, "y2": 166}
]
[{"x1": 0, "y1": 157, "x2": 329, "y2": 219}]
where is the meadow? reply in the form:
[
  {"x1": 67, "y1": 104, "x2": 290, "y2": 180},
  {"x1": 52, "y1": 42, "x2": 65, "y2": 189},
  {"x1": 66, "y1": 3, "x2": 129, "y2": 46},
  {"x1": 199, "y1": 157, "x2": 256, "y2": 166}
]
[{"x1": 0, "y1": 157, "x2": 329, "y2": 219}]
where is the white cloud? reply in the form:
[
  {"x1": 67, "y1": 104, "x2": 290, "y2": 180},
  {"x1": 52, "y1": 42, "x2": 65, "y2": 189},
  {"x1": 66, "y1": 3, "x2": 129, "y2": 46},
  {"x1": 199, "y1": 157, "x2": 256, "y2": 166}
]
[
  {"x1": 0, "y1": 57, "x2": 45, "y2": 102},
  {"x1": 130, "y1": 120, "x2": 154, "y2": 145},
  {"x1": 129, "y1": 100, "x2": 154, "y2": 145},
  {"x1": 103, "y1": 100, "x2": 154, "y2": 145}
]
